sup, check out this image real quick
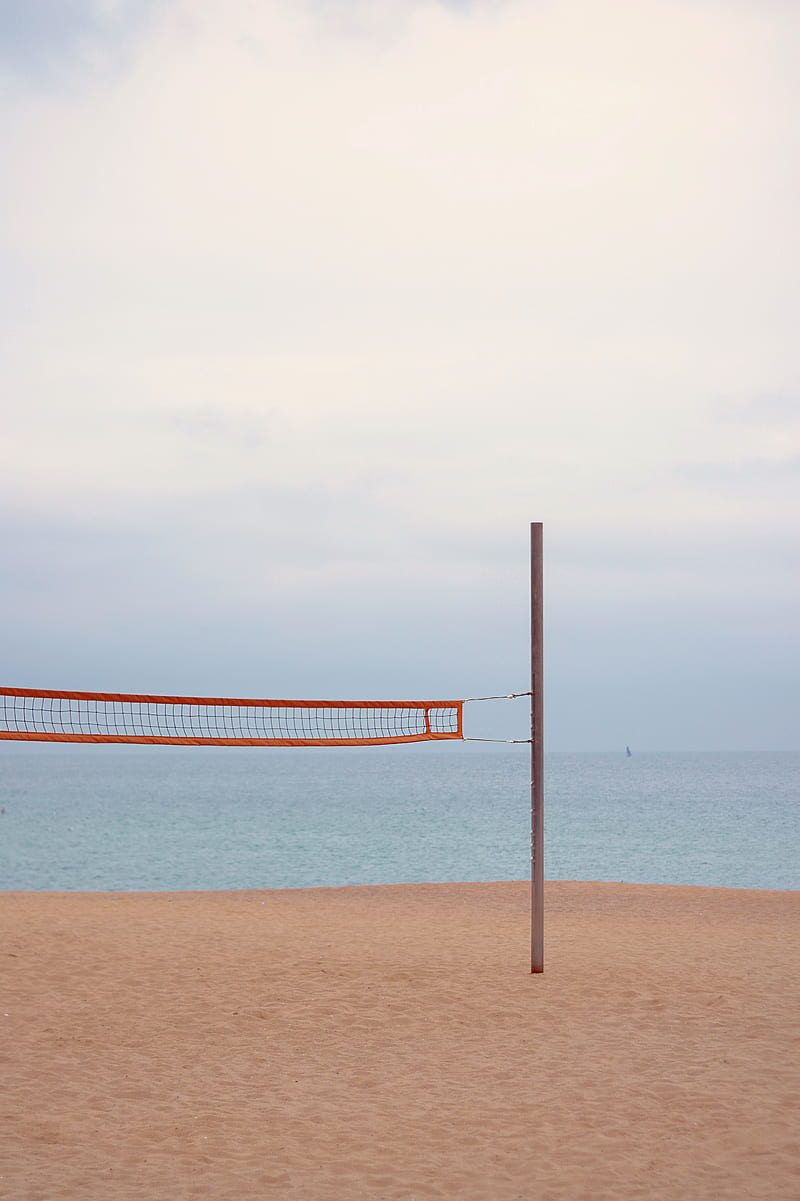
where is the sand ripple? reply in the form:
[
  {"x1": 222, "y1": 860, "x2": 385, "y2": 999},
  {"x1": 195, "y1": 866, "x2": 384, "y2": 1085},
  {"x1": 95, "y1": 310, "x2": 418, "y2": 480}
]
[{"x1": 2, "y1": 881, "x2": 799, "y2": 1199}]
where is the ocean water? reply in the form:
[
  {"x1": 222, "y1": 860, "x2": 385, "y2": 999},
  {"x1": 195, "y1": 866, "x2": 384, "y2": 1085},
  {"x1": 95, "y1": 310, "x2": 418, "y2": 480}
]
[{"x1": 0, "y1": 748, "x2": 797, "y2": 892}]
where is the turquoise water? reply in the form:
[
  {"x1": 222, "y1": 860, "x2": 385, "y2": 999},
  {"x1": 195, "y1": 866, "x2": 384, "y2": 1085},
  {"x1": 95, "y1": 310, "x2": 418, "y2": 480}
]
[{"x1": 0, "y1": 749, "x2": 797, "y2": 891}]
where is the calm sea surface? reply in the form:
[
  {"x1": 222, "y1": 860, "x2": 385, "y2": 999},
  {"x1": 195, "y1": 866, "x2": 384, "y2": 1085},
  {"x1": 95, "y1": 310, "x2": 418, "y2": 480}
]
[{"x1": 0, "y1": 749, "x2": 797, "y2": 892}]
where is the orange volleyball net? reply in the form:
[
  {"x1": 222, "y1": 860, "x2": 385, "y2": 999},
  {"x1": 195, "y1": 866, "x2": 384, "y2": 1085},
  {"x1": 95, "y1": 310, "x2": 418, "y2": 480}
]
[{"x1": 0, "y1": 687, "x2": 464, "y2": 748}]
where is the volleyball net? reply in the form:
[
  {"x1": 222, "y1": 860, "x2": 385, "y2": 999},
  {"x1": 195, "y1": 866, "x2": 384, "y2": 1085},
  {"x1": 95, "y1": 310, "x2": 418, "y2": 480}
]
[{"x1": 0, "y1": 687, "x2": 464, "y2": 748}]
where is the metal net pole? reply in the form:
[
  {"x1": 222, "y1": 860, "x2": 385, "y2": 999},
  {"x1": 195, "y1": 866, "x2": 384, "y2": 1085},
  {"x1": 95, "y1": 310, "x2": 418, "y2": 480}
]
[{"x1": 531, "y1": 522, "x2": 544, "y2": 973}]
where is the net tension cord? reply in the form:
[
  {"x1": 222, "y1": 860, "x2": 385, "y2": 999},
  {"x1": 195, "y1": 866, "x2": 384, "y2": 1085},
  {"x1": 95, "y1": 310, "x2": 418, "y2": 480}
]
[{"x1": 461, "y1": 691, "x2": 533, "y2": 743}]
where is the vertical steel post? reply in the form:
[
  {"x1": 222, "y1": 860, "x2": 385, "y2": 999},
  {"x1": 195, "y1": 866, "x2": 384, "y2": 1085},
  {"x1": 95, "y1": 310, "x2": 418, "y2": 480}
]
[{"x1": 531, "y1": 522, "x2": 544, "y2": 973}]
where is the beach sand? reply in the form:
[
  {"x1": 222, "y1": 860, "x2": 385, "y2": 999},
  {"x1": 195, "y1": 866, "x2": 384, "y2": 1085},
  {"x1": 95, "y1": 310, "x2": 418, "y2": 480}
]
[{"x1": 2, "y1": 881, "x2": 799, "y2": 1200}]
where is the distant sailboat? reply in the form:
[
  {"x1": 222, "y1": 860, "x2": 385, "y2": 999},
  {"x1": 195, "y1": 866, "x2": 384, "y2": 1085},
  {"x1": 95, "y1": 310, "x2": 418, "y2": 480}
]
[{"x1": 626, "y1": 746, "x2": 632, "y2": 757}]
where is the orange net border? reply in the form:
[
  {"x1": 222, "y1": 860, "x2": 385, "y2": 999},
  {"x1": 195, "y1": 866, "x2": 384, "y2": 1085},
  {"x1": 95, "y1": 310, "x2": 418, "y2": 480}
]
[{"x1": 0, "y1": 687, "x2": 464, "y2": 748}]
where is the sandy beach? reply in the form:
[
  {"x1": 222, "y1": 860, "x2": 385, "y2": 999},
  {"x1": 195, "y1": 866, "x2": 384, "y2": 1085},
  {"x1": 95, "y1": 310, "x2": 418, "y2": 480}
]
[{"x1": 2, "y1": 881, "x2": 798, "y2": 1200}]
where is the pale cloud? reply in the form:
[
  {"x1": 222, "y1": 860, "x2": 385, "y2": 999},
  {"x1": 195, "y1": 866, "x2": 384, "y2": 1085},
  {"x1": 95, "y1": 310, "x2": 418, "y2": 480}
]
[
  {"x1": 1, "y1": 0, "x2": 798, "y2": 747},
  {"x1": 678, "y1": 455, "x2": 800, "y2": 489},
  {"x1": 0, "y1": 0, "x2": 157, "y2": 85},
  {"x1": 713, "y1": 394, "x2": 800, "y2": 427}
]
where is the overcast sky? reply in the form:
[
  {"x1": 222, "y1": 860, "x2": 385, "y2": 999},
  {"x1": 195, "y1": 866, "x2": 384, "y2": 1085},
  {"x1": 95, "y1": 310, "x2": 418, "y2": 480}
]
[{"x1": 1, "y1": 0, "x2": 798, "y2": 750}]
